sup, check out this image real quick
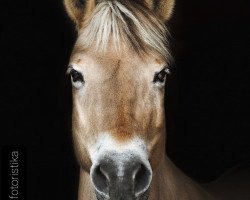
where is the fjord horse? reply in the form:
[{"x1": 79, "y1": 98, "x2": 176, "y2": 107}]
[{"x1": 64, "y1": 0, "x2": 216, "y2": 199}]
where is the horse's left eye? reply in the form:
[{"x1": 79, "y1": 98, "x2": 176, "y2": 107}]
[
  {"x1": 70, "y1": 69, "x2": 84, "y2": 83},
  {"x1": 153, "y1": 69, "x2": 168, "y2": 83}
]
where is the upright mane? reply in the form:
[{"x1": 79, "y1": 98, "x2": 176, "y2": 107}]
[{"x1": 78, "y1": 0, "x2": 171, "y2": 61}]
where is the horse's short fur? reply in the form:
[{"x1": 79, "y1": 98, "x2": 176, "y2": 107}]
[{"x1": 63, "y1": 0, "x2": 223, "y2": 199}]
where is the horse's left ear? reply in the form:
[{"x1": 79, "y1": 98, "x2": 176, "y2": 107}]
[
  {"x1": 146, "y1": 0, "x2": 175, "y2": 22},
  {"x1": 64, "y1": 0, "x2": 96, "y2": 28}
]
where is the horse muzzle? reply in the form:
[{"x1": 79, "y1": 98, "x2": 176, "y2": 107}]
[{"x1": 90, "y1": 152, "x2": 152, "y2": 200}]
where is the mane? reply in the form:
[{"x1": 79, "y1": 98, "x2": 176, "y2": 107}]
[{"x1": 78, "y1": 0, "x2": 171, "y2": 61}]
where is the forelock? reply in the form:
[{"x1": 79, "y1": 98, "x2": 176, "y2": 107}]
[{"x1": 77, "y1": 0, "x2": 171, "y2": 62}]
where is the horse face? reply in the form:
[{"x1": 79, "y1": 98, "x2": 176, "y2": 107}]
[
  {"x1": 64, "y1": 0, "x2": 174, "y2": 198},
  {"x1": 68, "y1": 47, "x2": 168, "y2": 199}
]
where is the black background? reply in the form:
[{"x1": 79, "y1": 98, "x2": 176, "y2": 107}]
[{"x1": 0, "y1": 0, "x2": 249, "y2": 199}]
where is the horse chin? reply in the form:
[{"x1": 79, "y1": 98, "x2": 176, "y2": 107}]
[{"x1": 95, "y1": 189, "x2": 150, "y2": 200}]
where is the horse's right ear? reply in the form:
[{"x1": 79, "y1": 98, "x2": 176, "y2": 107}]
[
  {"x1": 64, "y1": 0, "x2": 96, "y2": 28},
  {"x1": 146, "y1": 0, "x2": 175, "y2": 22}
]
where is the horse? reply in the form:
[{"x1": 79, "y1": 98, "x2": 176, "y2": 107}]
[{"x1": 63, "y1": 0, "x2": 248, "y2": 199}]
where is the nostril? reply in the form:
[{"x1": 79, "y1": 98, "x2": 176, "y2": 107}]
[
  {"x1": 134, "y1": 164, "x2": 152, "y2": 197},
  {"x1": 99, "y1": 165, "x2": 110, "y2": 182},
  {"x1": 91, "y1": 165, "x2": 109, "y2": 196}
]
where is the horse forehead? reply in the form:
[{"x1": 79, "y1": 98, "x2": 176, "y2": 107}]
[
  {"x1": 72, "y1": 53, "x2": 148, "y2": 78},
  {"x1": 71, "y1": 42, "x2": 165, "y2": 69}
]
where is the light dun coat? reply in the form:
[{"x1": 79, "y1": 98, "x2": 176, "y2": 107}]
[{"x1": 64, "y1": 0, "x2": 216, "y2": 199}]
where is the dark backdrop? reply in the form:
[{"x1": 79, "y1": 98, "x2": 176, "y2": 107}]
[{"x1": 1, "y1": 0, "x2": 249, "y2": 199}]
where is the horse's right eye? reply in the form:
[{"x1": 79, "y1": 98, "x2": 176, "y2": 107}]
[
  {"x1": 70, "y1": 69, "x2": 84, "y2": 83},
  {"x1": 153, "y1": 68, "x2": 169, "y2": 84}
]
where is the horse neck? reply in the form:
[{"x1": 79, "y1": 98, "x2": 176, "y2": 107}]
[
  {"x1": 149, "y1": 156, "x2": 214, "y2": 200},
  {"x1": 77, "y1": 156, "x2": 213, "y2": 200}
]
